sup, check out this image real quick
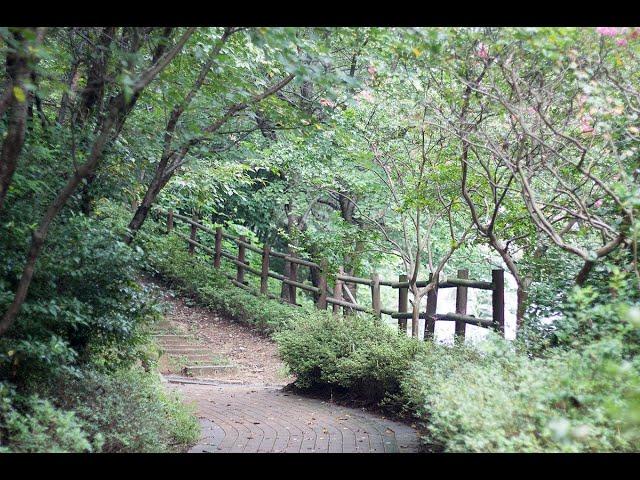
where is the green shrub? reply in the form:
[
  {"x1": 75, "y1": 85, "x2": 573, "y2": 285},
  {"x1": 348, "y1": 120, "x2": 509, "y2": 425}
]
[
  {"x1": 276, "y1": 314, "x2": 422, "y2": 403},
  {"x1": 49, "y1": 367, "x2": 200, "y2": 452},
  {"x1": 552, "y1": 278, "x2": 640, "y2": 356},
  {"x1": 0, "y1": 382, "x2": 96, "y2": 453},
  {"x1": 521, "y1": 254, "x2": 640, "y2": 357},
  {"x1": 402, "y1": 335, "x2": 639, "y2": 452},
  {"x1": 1, "y1": 366, "x2": 200, "y2": 453},
  {"x1": 0, "y1": 203, "x2": 160, "y2": 383}
]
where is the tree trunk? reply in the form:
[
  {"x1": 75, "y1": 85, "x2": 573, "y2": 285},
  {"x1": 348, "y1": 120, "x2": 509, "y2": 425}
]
[
  {"x1": 57, "y1": 60, "x2": 81, "y2": 125},
  {"x1": 280, "y1": 204, "x2": 295, "y2": 301},
  {"x1": 338, "y1": 193, "x2": 362, "y2": 310},
  {"x1": 516, "y1": 284, "x2": 528, "y2": 328},
  {"x1": 76, "y1": 27, "x2": 116, "y2": 125},
  {"x1": 309, "y1": 257, "x2": 321, "y2": 302},
  {"x1": 0, "y1": 29, "x2": 33, "y2": 212},
  {"x1": 255, "y1": 108, "x2": 277, "y2": 140},
  {"x1": 411, "y1": 292, "x2": 420, "y2": 338},
  {"x1": 486, "y1": 232, "x2": 527, "y2": 330},
  {"x1": 575, "y1": 260, "x2": 594, "y2": 286},
  {"x1": 125, "y1": 172, "x2": 171, "y2": 244},
  {"x1": 280, "y1": 260, "x2": 291, "y2": 302},
  {"x1": 32, "y1": 76, "x2": 48, "y2": 129}
]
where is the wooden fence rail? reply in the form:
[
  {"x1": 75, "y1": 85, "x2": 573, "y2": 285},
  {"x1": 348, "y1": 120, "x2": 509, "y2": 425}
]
[{"x1": 156, "y1": 207, "x2": 507, "y2": 341}]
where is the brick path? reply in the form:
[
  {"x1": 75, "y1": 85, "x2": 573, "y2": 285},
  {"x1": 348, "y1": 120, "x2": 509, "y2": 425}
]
[{"x1": 167, "y1": 380, "x2": 422, "y2": 453}]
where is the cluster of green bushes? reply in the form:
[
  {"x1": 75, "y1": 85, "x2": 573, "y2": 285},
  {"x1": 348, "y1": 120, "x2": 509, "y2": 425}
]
[
  {"x1": 141, "y1": 219, "x2": 640, "y2": 452},
  {"x1": 1, "y1": 201, "x2": 199, "y2": 452},
  {"x1": 404, "y1": 337, "x2": 638, "y2": 452}
]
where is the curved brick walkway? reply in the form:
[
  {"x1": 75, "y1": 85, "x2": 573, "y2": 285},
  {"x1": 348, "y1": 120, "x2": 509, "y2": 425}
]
[{"x1": 166, "y1": 380, "x2": 422, "y2": 453}]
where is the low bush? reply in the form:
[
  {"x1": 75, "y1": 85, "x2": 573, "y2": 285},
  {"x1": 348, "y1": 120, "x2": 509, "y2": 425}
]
[
  {"x1": 275, "y1": 314, "x2": 422, "y2": 403},
  {"x1": 47, "y1": 367, "x2": 200, "y2": 452},
  {"x1": 1, "y1": 366, "x2": 200, "y2": 453},
  {"x1": 401, "y1": 334, "x2": 639, "y2": 452},
  {"x1": 0, "y1": 382, "x2": 96, "y2": 453}
]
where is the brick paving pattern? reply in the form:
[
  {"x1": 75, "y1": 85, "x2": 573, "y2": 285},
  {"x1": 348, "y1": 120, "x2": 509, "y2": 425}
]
[{"x1": 168, "y1": 381, "x2": 421, "y2": 453}]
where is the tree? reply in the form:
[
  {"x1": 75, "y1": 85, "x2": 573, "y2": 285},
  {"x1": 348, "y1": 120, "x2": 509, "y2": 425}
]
[
  {"x1": 122, "y1": 27, "x2": 331, "y2": 244},
  {"x1": 0, "y1": 27, "x2": 195, "y2": 336},
  {"x1": 0, "y1": 27, "x2": 46, "y2": 212}
]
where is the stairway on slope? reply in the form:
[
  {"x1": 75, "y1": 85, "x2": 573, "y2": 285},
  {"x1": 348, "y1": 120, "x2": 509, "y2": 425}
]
[{"x1": 152, "y1": 324, "x2": 239, "y2": 380}]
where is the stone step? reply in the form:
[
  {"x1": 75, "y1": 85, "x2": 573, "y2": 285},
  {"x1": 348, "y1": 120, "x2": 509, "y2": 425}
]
[
  {"x1": 153, "y1": 334, "x2": 192, "y2": 340},
  {"x1": 157, "y1": 339, "x2": 200, "y2": 346},
  {"x1": 155, "y1": 334, "x2": 196, "y2": 340},
  {"x1": 158, "y1": 343, "x2": 205, "y2": 349},
  {"x1": 176, "y1": 358, "x2": 229, "y2": 365},
  {"x1": 169, "y1": 353, "x2": 222, "y2": 360},
  {"x1": 161, "y1": 347, "x2": 213, "y2": 355},
  {"x1": 151, "y1": 324, "x2": 175, "y2": 332},
  {"x1": 169, "y1": 355, "x2": 228, "y2": 365},
  {"x1": 182, "y1": 364, "x2": 239, "y2": 378}
]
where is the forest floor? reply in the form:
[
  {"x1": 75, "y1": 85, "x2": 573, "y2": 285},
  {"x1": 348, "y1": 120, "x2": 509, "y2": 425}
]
[{"x1": 145, "y1": 276, "x2": 422, "y2": 453}]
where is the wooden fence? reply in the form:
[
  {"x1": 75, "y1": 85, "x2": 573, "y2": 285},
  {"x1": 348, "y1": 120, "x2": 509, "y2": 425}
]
[{"x1": 156, "y1": 207, "x2": 506, "y2": 341}]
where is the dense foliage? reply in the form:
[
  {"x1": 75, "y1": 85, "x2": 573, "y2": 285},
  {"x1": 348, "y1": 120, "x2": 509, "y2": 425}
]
[
  {"x1": 0, "y1": 202, "x2": 199, "y2": 451},
  {"x1": 403, "y1": 335, "x2": 639, "y2": 452},
  {"x1": 1, "y1": 26, "x2": 639, "y2": 452}
]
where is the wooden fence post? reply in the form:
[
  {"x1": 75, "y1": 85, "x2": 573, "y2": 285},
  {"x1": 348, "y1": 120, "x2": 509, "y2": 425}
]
[
  {"x1": 167, "y1": 208, "x2": 174, "y2": 233},
  {"x1": 260, "y1": 244, "x2": 270, "y2": 295},
  {"x1": 492, "y1": 269, "x2": 505, "y2": 336},
  {"x1": 280, "y1": 258, "x2": 290, "y2": 302},
  {"x1": 333, "y1": 267, "x2": 344, "y2": 314},
  {"x1": 398, "y1": 273, "x2": 408, "y2": 334},
  {"x1": 289, "y1": 256, "x2": 298, "y2": 305},
  {"x1": 316, "y1": 260, "x2": 328, "y2": 310},
  {"x1": 455, "y1": 269, "x2": 469, "y2": 343},
  {"x1": 371, "y1": 272, "x2": 381, "y2": 319},
  {"x1": 237, "y1": 236, "x2": 247, "y2": 285},
  {"x1": 188, "y1": 211, "x2": 197, "y2": 255},
  {"x1": 425, "y1": 273, "x2": 438, "y2": 340},
  {"x1": 214, "y1": 227, "x2": 222, "y2": 268}
]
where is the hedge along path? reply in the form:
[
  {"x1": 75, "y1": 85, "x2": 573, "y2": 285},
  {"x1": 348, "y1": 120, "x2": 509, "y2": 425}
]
[{"x1": 147, "y1": 277, "x2": 422, "y2": 453}]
